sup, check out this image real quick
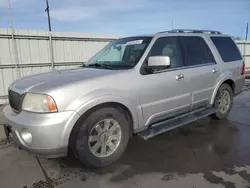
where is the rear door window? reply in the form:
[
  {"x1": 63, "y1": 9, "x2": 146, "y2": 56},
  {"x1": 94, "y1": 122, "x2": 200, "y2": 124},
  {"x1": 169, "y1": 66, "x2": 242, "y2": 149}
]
[
  {"x1": 210, "y1": 37, "x2": 242, "y2": 62},
  {"x1": 180, "y1": 36, "x2": 215, "y2": 66}
]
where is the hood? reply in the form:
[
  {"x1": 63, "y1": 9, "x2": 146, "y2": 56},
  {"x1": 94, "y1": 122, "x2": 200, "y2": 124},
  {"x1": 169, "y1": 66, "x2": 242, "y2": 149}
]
[{"x1": 10, "y1": 68, "x2": 121, "y2": 94}]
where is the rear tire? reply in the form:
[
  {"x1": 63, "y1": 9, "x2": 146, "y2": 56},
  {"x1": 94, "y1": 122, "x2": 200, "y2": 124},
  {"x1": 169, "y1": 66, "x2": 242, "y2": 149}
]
[
  {"x1": 211, "y1": 84, "x2": 233, "y2": 120},
  {"x1": 70, "y1": 107, "x2": 130, "y2": 168}
]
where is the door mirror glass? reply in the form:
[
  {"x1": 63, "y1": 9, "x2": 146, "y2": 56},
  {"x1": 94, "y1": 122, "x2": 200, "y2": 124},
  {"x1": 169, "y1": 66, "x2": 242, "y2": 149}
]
[{"x1": 148, "y1": 56, "x2": 170, "y2": 67}]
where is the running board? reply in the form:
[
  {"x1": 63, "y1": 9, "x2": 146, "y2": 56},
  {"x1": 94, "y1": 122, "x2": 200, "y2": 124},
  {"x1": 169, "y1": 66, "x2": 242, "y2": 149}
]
[{"x1": 138, "y1": 108, "x2": 217, "y2": 140}]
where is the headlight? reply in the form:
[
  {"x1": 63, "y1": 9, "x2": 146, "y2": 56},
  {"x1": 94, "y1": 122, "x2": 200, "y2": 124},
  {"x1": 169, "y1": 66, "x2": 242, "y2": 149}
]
[{"x1": 22, "y1": 93, "x2": 58, "y2": 113}]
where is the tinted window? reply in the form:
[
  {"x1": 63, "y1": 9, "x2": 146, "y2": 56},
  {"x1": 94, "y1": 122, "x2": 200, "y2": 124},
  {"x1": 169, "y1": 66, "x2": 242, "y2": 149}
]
[
  {"x1": 149, "y1": 37, "x2": 183, "y2": 69},
  {"x1": 211, "y1": 37, "x2": 242, "y2": 62},
  {"x1": 181, "y1": 36, "x2": 215, "y2": 66}
]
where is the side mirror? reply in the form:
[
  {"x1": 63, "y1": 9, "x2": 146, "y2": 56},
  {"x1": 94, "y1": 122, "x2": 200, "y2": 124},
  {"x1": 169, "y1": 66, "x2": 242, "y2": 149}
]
[{"x1": 148, "y1": 56, "x2": 170, "y2": 68}]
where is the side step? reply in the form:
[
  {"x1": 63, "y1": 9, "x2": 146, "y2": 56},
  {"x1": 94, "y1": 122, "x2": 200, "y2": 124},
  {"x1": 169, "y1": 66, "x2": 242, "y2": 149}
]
[{"x1": 138, "y1": 108, "x2": 217, "y2": 140}]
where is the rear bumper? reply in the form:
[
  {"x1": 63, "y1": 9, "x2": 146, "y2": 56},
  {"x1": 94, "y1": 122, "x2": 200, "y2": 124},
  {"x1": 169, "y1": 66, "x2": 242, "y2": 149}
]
[{"x1": 3, "y1": 105, "x2": 80, "y2": 158}]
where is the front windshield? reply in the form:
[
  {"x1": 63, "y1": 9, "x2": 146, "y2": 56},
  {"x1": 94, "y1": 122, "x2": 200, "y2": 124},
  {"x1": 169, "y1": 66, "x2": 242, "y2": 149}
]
[{"x1": 87, "y1": 37, "x2": 152, "y2": 69}]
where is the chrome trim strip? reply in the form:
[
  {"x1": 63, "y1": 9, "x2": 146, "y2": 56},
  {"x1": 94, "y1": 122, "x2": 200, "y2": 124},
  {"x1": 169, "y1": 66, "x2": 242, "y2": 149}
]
[{"x1": 153, "y1": 62, "x2": 216, "y2": 74}]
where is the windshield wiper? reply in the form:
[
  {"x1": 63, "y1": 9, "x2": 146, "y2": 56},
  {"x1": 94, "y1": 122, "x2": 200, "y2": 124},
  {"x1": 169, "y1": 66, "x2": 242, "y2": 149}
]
[
  {"x1": 111, "y1": 64, "x2": 134, "y2": 67},
  {"x1": 83, "y1": 63, "x2": 113, "y2": 69}
]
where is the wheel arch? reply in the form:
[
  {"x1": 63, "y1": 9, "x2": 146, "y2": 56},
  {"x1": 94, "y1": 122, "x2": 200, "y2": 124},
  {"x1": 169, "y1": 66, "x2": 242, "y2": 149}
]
[
  {"x1": 211, "y1": 78, "x2": 235, "y2": 105},
  {"x1": 66, "y1": 98, "x2": 139, "y2": 148},
  {"x1": 75, "y1": 101, "x2": 134, "y2": 131}
]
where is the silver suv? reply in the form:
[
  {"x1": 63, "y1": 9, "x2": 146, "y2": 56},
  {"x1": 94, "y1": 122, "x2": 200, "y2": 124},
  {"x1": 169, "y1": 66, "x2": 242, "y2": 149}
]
[{"x1": 3, "y1": 29, "x2": 245, "y2": 167}]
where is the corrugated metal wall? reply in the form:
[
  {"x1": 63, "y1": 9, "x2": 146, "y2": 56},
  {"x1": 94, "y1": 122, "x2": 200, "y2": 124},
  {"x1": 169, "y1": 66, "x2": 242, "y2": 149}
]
[
  {"x1": 0, "y1": 29, "x2": 249, "y2": 104},
  {"x1": 235, "y1": 40, "x2": 250, "y2": 69},
  {"x1": 0, "y1": 29, "x2": 120, "y2": 104}
]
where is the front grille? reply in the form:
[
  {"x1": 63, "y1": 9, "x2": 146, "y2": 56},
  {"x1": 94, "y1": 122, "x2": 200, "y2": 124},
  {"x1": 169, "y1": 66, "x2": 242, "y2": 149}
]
[{"x1": 8, "y1": 90, "x2": 22, "y2": 113}]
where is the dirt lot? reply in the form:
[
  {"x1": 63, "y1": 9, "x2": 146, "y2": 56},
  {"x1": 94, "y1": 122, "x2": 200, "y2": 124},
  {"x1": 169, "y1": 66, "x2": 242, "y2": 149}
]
[{"x1": 0, "y1": 82, "x2": 250, "y2": 188}]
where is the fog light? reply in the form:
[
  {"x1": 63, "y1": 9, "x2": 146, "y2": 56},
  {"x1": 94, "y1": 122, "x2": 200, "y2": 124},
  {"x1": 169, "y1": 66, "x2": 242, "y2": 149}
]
[{"x1": 20, "y1": 128, "x2": 32, "y2": 144}]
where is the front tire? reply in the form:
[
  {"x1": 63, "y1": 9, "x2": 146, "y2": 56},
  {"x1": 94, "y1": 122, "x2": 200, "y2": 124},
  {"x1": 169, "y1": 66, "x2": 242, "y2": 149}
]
[
  {"x1": 211, "y1": 84, "x2": 233, "y2": 119},
  {"x1": 70, "y1": 107, "x2": 130, "y2": 168}
]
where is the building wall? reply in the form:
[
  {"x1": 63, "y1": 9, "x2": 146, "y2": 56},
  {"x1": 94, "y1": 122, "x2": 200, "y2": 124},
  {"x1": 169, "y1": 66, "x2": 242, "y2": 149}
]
[
  {"x1": 0, "y1": 29, "x2": 249, "y2": 104},
  {"x1": 235, "y1": 40, "x2": 250, "y2": 70}
]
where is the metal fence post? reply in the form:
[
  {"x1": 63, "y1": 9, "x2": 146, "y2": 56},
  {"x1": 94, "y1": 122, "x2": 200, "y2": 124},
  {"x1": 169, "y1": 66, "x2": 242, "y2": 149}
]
[
  {"x1": 48, "y1": 32, "x2": 55, "y2": 69},
  {"x1": 11, "y1": 29, "x2": 20, "y2": 78}
]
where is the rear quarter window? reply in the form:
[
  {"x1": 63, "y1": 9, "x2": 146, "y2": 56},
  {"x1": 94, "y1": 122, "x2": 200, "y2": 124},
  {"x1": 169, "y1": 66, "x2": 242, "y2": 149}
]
[
  {"x1": 180, "y1": 36, "x2": 215, "y2": 66},
  {"x1": 210, "y1": 37, "x2": 242, "y2": 62}
]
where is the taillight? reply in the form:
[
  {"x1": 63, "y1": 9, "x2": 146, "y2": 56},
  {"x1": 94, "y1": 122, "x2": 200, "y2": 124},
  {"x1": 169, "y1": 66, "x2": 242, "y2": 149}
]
[{"x1": 242, "y1": 61, "x2": 245, "y2": 75}]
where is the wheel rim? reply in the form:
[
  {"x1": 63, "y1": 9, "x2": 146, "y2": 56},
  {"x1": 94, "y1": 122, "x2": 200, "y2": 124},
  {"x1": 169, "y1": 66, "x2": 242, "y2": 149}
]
[
  {"x1": 217, "y1": 90, "x2": 231, "y2": 114},
  {"x1": 88, "y1": 118, "x2": 122, "y2": 158}
]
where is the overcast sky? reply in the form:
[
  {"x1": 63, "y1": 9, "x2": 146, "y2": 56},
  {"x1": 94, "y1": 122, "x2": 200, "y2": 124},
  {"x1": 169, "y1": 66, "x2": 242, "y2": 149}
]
[{"x1": 0, "y1": 0, "x2": 249, "y2": 37}]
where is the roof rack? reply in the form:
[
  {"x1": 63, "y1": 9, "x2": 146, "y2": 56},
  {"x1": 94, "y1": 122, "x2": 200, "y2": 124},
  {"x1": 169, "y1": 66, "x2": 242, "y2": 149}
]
[{"x1": 158, "y1": 29, "x2": 222, "y2": 35}]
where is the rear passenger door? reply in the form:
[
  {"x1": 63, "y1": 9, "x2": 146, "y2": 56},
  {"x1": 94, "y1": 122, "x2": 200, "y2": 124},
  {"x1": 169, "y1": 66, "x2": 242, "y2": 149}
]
[{"x1": 180, "y1": 36, "x2": 220, "y2": 109}]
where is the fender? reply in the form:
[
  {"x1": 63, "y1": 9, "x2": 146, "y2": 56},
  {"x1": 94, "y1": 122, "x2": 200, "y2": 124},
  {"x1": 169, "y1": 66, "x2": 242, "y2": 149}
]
[
  {"x1": 210, "y1": 76, "x2": 234, "y2": 105},
  {"x1": 66, "y1": 88, "x2": 143, "y2": 129},
  {"x1": 75, "y1": 94, "x2": 141, "y2": 129},
  {"x1": 60, "y1": 92, "x2": 143, "y2": 147}
]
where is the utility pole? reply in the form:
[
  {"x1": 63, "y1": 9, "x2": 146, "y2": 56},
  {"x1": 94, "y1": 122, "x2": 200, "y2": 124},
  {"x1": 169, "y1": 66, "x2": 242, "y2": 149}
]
[
  {"x1": 245, "y1": 23, "x2": 249, "y2": 41},
  {"x1": 243, "y1": 23, "x2": 249, "y2": 63},
  {"x1": 8, "y1": 0, "x2": 13, "y2": 30},
  {"x1": 8, "y1": 0, "x2": 20, "y2": 78},
  {"x1": 45, "y1": 0, "x2": 52, "y2": 31},
  {"x1": 45, "y1": 0, "x2": 54, "y2": 69}
]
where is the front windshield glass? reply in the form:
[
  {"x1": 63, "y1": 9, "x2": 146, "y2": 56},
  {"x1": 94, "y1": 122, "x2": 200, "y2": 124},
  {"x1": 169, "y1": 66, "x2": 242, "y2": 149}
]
[{"x1": 86, "y1": 37, "x2": 152, "y2": 69}]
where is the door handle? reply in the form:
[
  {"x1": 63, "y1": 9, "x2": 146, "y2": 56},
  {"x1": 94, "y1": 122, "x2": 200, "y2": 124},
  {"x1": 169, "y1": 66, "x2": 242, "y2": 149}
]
[
  {"x1": 213, "y1": 68, "x2": 219, "y2": 74},
  {"x1": 176, "y1": 74, "x2": 184, "y2": 81}
]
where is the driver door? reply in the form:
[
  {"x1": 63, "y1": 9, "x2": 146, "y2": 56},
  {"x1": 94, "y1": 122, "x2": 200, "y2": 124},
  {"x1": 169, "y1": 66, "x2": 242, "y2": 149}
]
[{"x1": 139, "y1": 36, "x2": 191, "y2": 125}]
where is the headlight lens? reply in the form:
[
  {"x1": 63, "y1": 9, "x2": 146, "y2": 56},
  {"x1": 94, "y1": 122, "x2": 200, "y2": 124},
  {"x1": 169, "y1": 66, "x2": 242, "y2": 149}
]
[{"x1": 22, "y1": 93, "x2": 57, "y2": 113}]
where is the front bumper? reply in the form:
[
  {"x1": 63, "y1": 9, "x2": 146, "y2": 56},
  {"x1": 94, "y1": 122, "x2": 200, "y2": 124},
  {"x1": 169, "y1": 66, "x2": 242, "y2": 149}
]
[{"x1": 3, "y1": 105, "x2": 79, "y2": 158}]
